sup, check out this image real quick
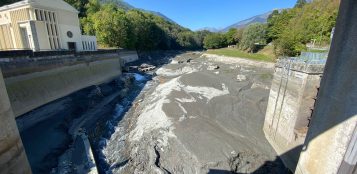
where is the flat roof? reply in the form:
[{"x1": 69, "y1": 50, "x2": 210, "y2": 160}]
[{"x1": 0, "y1": 0, "x2": 78, "y2": 13}]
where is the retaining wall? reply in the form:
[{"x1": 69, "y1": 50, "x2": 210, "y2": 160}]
[
  {"x1": 0, "y1": 68, "x2": 32, "y2": 174},
  {"x1": 5, "y1": 57, "x2": 122, "y2": 117},
  {"x1": 263, "y1": 59, "x2": 324, "y2": 171}
]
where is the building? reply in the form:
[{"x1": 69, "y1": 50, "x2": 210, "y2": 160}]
[{"x1": 0, "y1": 0, "x2": 97, "y2": 52}]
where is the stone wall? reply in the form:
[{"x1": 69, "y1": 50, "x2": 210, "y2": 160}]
[
  {"x1": 263, "y1": 58, "x2": 325, "y2": 171},
  {"x1": 0, "y1": 68, "x2": 32, "y2": 174},
  {"x1": 4, "y1": 57, "x2": 122, "y2": 117}
]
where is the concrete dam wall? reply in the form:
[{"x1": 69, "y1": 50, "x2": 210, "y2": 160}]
[{"x1": 2, "y1": 55, "x2": 124, "y2": 117}]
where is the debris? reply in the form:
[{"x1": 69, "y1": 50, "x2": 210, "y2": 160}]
[
  {"x1": 237, "y1": 75, "x2": 247, "y2": 81},
  {"x1": 214, "y1": 71, "x2": 220, "y2": 74},
  {"x1": 187, "y1": 58, "x2": 192, "y2": 63},
  {"x1": 207, "y1": 65, "x2": 219, "y2": 70},
  {"x1": 138, "y1": 63, "x2": 156, "y2": 72}
]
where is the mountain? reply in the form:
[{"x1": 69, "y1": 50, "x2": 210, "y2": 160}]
[
  {"x1": 221, "y1": 11, "x2": 273, "y2": 32},
  {"x1": 102, "y1": 0, "x2": 176, "y2": 24}
]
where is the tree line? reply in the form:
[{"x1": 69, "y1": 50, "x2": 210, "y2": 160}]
[
  {"x1": 0, "y1": 0, "x2": 339, "y2": 55},
  {"x1": 203, "y1": 0, "x2": 340, "y2": 57},
  {"x1": 64, "y1": 0, "x2": 210, "y2": 50}
]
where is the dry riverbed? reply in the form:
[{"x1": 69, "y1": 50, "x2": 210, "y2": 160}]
[{"x1": 103, "y1": 52, "x2": 288, "y2": 173}]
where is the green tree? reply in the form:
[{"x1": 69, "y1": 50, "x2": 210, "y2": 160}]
[
  {"x1": 203, "y1": 33, "x2": 227, "y2": 49},
  {"x1": 225, "y1": 28, "x2": 238, "y2": 45},
  {"x1": 295, "y1": 0, "x2": 307, "y2": 8},
  {"x1": 240, "y1": 23, "x2": 267, "y2": 51},
  {"x1": 91, "y1": 4, "x2": 135, "y2": 49}
]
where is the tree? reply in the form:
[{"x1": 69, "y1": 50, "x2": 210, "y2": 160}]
[
  {"x1": 295, "y1": 0, "x2": 307, "y2": 8},
  {"x1": 203, "y1": 33, "x2": 227, "y2": 49},
  {"x1": 225, "y1": 28, "x2": 238, "y2": 45},
  {"x1": 91, "y1": 4, "x2": 135, "y2": 49},
  {"x1": 240, "y1": 23, "x2": 267, "y2": 51},
  {"x1": 234, "y1": 28, "x2": 244, "y2": 46}
]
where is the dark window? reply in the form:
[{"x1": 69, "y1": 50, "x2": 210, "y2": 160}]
[
  {"x1": 50, "y1": 24, "x2": 54, "y2": 36},
  {"x1": 44, "y1": 11, "x2": 47, "y2": 21},
  {"x1": 54, "y1": 25, "x2": 58, "y2": 36},
  {"x1": 39, "y1": 10, "x2": 43, "y2": 21},
  {"x1": 57, "y1": 38, "x2": 60, "y2": 49},
  {"x1": 35, "y1": 9, "x2": 39, "y2": 20},
  {"x1": 49, "y1": 11, "x2": 52, "y2": 22},
  {"x1": 53, "y1": 38, "x2": 57, "y2": 49},
  {"x1": 46, "y1": 23, "x2": 50, "y2": 35},
  {"x1": 49, "y1": 38, "x2": 53, "y2": 49},
  {"x1": 67, "y1": 31, "x2": 73, "y2": 38},
  {"x1": 52, "y1": 12, "x2": 56, "y2": 22}
]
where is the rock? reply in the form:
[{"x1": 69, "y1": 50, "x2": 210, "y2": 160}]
[
  {"x1": 237, "y1": 75, "x2": 247, "y2": 81},
  {"x1": 207, "y1": 65, "x2": 219, "y2": 71}
]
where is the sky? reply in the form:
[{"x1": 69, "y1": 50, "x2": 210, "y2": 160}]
[{"x1": 124, "y1": 0, "x2": 297, "y2": 31}]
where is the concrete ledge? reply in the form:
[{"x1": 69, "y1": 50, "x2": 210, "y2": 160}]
[
  {"x1": 202, "y1": 53, "x2": 275, "y2": 69},
  {"x1": 5, "y1": 58, "x2": 122, "y2": 117}
]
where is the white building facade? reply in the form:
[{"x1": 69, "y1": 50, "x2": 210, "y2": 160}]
[{"x1": 0, "y1": 0, "x2": 97, "y2": 52}]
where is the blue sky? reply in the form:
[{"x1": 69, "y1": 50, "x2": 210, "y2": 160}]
[{"x1": 124, "y1": 0, "x2": 297, "y2": 31}]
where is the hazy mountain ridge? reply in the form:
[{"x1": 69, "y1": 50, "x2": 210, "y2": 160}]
[
  {"x1": 103, "y1": 0, "x2": 176, "y2": 24},
  {"x1": 221, "y1": 11, "x2": 273, "y2": 32}
]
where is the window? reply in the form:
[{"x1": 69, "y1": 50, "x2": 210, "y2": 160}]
[
  {"x1": 44, "y1": 11, "x2": 47, "y2": 21},
  {"x1": 54, "y1": 25, "x2": 58, "y2": 36},
  {"x1": 82, "y1": 41, "x2": 85, "y2": 50},
  {"x1": 53, "y1": 38, "x2": 57, "y2": 49},
  {"x1": 52, "y1": 12, "x2": 56, "y2": 22},
  {"x1": 39, "y1": 10, "x2": 43, "y2": 21},
  {"x1": 50, "y1": 24, "x2": 54, "y2": 36},
  {"x1": 35, "y1": 9, "x2": 39, "y2": 20},
  {"x1": 49, "y1": 11, "x2": 52, "y2": 22},
  {"x1": 49, "y1": 38, "x2": 53, "y2": 49},
  {"x1": 46, "y1": 23, "x2": 50, "y2": 35}
]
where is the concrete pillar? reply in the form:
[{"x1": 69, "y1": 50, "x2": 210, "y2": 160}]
[
  {"x1": 0, "y1": 68, "x2": 32, "y2": 174},
  {"x1": 295, "y1": 0, "x2": 357, "y2": 173},
  {"x1": 263, "y1": 58, "x2": 325, "y2": 171}
]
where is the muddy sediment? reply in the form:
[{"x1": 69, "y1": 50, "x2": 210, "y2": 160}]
[{"x1": 104, "y1": 52, "x2": 289, "y2": 173}]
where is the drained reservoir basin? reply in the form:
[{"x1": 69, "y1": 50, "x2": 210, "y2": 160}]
[{"x1": 18, "y1": 52, "x2": 289, "y2": 174}]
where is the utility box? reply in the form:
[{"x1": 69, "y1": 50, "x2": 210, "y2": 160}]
[{"x1": 263, "y1": 52, "x2": 327, "y2": 171}]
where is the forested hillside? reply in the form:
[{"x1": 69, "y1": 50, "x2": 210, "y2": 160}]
[
  {"x1": 68, "y1": 0, "x2": 207, "y2": 50},
  {"x1": 0, "y1": 0, "x2": 340, "y2": 54},
  {"x1": 203, "y1": 0, "x2": 340, "y2": 57}
]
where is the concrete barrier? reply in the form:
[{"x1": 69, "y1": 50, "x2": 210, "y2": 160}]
[
  {"x1": 0, "y1": 68, "x2": 32, "y2": 174},
  {"x1": 295, "y1": 0, "x2": 357, "y2": 173},
  {"x1": 5, "y1": 58, "x2": 122, "y2": 117},
  {"x1": 119, "y1": 50, "x2": 139, "y2": 64}
]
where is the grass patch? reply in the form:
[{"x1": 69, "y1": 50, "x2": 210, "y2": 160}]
[{"x1": 206, "y1": 48, "x2": 276, "y2": 62}]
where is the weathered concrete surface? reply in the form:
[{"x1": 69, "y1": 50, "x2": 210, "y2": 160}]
[
  {"x1": 119, "y1": 50, "x2": 139, "y2": 64},
  {"x1": 0, "y1": 68, "x2": 32, "y2": 174},
  {"x1": 295, "y1": 0, "x2": 357, "y2": 173},
  {"x1": 5, "y1": 58, "x2": 122, "y2": 117},
  {"x1": 263, "y1": 59, "x2": 323, "y2": 171},
  {"x1": 102, "y1": 52, "x2": 289, "y2": 173}
]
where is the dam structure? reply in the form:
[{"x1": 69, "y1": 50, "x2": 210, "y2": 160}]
[
  {"x1": 263, "y1": 52, "x2": 327, "y2": 170},
  {"x1": 0, "y1": 49, "x2": 140, "y2": 173},
  {"x1": 264, "y1": 0, "x2": 357, "y2": 173}
]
